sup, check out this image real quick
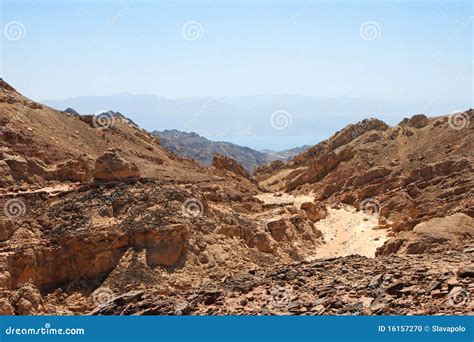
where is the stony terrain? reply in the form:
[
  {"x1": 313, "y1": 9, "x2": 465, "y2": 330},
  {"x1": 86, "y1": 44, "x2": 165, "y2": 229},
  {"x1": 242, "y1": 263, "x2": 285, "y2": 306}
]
[
  {"x1": 0, "y1": 79, "x2": 472, "y2": 316},
  {"x1": 87, "y1": 253, "x2": 474, "y2": 316}
]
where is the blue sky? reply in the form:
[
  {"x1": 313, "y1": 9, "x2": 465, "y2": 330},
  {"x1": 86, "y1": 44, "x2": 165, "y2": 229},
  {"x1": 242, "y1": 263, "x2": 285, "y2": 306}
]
[{"x1": 1, "y1": 0, "x2": 472, "y2": 105}]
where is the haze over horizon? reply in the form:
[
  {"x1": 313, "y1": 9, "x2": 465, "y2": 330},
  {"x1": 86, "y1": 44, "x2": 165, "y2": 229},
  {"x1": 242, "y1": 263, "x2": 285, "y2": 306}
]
[
  {"x1": 2, "y1": 0, "x2": 472, "y2": 149},
  {"x1": 42, "y1": 91, "x2": 470, "y2": 150}
]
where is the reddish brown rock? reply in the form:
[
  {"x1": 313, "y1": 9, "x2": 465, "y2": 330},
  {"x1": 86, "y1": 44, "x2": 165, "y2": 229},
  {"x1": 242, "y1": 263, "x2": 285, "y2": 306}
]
[
  {"x1": 300, "y1": 202, "x2": 327, "y2": 222},
  {"x1": 254, "y1": 232, "x2": 275, "y2": 253},
  {"x1": 55, "y1": 156, "x2": 94, "y2": 182},
  {"x1": 14, "y1": 283, "x2": 43, "y2": 315},
  {"x1": 376, "y1": 214, "x2": 474, "y2": 255},
  {"x1": 94, "y1": 149, "x2": 140, "y2": 181},
  {"x1": 267, "y1": 219, "x2": 290, "y2": 241},
  {"x1": 212, "y1": 154, "x2": 251, "y2": 179}
]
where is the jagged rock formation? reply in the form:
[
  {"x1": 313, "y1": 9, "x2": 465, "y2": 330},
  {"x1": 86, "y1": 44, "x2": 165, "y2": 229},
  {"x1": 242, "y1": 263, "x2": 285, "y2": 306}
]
[{"x1": 376, "y1": 214, "x2": 474, "y2": 255}]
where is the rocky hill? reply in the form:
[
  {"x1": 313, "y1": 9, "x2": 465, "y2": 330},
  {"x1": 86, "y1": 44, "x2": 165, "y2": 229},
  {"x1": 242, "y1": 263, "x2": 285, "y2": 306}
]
[
  {"x1": 0, "y1": 79, "x2": 472, "y2": 315},
  {"x1": 0, "y1": 79, "x2": 326, "y2": 315},
  {"x1": 152, "y1": 129, "x2": 307, "y2": 172},
  {"x1": 255, "y1": 112, "x2": 473, "y2": 252}
]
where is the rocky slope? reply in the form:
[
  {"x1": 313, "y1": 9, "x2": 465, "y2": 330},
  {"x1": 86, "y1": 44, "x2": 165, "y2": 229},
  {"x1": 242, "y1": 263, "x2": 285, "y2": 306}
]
[
  {"x1": 255, "y1": 113, "x2": 473, "y2": 254},
  {"x1": 0, "y1": 80, "x2": 325, "y2": 315},
  {"x1": 153, "y1": 129, "x2": 307, "y2": 172},
  {"x1": 88, "y1": 253, "x2": 474, "y2": 315}
]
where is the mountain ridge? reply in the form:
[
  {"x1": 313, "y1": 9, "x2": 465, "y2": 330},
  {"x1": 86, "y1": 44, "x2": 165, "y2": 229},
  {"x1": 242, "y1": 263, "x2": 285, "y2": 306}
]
[
  {"x1": 42, "y1": 93, "x2": 462, "y2": 151},
  {"x1": 152, "y1": 129, "x2": 309, "y2": 172}
]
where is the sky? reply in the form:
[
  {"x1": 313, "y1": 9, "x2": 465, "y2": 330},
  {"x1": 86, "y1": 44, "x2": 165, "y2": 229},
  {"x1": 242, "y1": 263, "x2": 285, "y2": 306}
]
[
  {"x1": 1, "y1": 0, "x2": 472, "y2": 101},
  {"x1": 0, "y1": 0, "x2": 473, "y2": 149}
]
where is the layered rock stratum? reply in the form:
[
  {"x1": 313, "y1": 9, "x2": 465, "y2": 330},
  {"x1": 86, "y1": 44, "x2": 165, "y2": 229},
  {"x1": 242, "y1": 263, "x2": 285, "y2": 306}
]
[{"x1": 0, "y1": 79, "x2": 472, "y2": 315}]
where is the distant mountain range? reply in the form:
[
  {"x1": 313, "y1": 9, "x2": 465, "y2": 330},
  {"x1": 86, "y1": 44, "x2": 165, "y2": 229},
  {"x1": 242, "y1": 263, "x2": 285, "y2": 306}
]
[
  {"x1": 61, "y1": 107, "x2": 308, "y2": 171},
  {"x1": 43, "y1": 94, "x2": 459, "y2": 150},
  {"x1": 153, "y1": 129, "x2": 308, "y2": 172}
]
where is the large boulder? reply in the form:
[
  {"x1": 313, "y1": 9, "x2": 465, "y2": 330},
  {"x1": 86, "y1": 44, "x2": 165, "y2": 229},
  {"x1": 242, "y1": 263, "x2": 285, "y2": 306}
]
[
  {"x1": 94, "y1": 149, "x2": 140, "y2": 181},
  {"x1": 0, "y1": 160, "x2": 13, "y2": 186},
  {"x1": 3, "y1": 153, "x2": 28, "y2": 180}
]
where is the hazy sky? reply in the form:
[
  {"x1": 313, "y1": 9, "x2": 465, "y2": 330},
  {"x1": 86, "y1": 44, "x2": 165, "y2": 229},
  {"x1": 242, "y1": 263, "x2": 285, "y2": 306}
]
[{"x1": 1, "y1": 0, "x2": 472, "y2": 107}]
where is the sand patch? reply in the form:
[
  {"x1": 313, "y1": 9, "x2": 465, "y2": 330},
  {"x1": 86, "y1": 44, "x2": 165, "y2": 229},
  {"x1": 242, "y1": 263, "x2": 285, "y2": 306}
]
[
  {"x1": 256, "y1": 193, "x2": 388, "y2": 259},
  {"x1": 309, "y1": 206, "x2": 388, "y2": 259}
]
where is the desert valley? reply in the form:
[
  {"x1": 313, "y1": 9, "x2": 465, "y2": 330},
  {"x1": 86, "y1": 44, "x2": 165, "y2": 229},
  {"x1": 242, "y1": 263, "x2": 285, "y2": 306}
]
[{"x1": 0, "y1": 79, "x2": 473, "y2": 316}]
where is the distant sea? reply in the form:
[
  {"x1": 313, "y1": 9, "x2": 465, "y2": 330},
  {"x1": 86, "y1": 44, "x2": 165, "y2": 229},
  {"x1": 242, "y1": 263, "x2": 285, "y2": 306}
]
[{"x1": 205, "y1": 135, "x2": 326, "y2": 151}]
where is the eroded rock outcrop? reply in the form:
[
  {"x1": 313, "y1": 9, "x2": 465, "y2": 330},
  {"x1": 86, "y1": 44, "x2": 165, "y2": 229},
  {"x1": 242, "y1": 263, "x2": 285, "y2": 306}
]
[{"x1": 94, "y1": 149, "x2": 140, "y2": 181}]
